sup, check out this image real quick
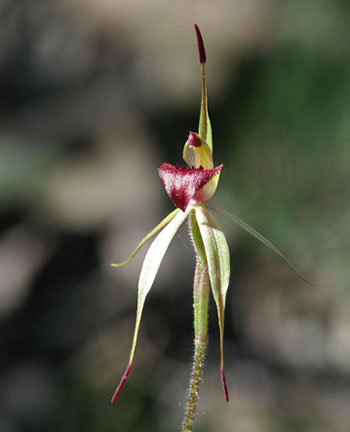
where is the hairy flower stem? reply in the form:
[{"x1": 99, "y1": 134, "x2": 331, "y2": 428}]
[
  {"x1": 182, "y1": 210, "x2": 210, "y2": 431},
  {"x1": 182, "y1": 334, "x2": 207, "y2": 432}
]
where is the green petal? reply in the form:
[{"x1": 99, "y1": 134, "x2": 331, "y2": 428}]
[
  {"x1": 207, "y1": 204, "x2": 316, "y2": 285},
  {"x1": 195, "y1": 206, "x2": 230, "y2": 401},
  {"x1": 198, "y1": 63, "x2": 213, "y2": 152},
  {"x1": 111, "y1": 207, "x2": 190, "y2": 403},
  {"x1": 131, "y1": 206, "x2": 190, "y2": 363},
  {"x1": 111, "y1": 209, "x2": 179, "y2": 267}
]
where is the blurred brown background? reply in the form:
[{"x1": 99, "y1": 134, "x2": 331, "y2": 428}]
[{"x1": 0, "y1": 1, "x2": 349, "y2": 431}]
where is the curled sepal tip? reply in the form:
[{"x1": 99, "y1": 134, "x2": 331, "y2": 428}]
[{"x1": 111, "y1": 208, "x2": 190, "y2": 402}]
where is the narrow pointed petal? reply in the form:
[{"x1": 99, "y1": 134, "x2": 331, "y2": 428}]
[
  {"x1": 195, "y1": 206, "x2": 230, "y2": 401},
  {"x1": 111, "y1": 209, "x2": 179, "y2": 267},
  {"x1": 111, "y1": 207, "x2": 190, "y2": 402},
  {"x1": 207, "y1": 204, "x2": 317, "y2": 285},
  {"x1": 159, "y1": 163, "x2": 222, "y2": 211}
]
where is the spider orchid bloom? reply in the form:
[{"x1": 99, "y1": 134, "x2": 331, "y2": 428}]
[{"x1": 111, "y1": 25, "x2": 314, "y2": 406}]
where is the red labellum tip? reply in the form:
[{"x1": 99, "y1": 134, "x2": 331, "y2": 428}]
[{"x1": 194, "y1": 24, "x2": 206, "y2": 64}]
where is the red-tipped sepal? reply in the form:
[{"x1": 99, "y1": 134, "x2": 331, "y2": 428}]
[
  {"x1": 220, "y1": 364, "x2": 229, "y2": 403},
  {"x1": 158, "y1": 163, "x2": 223, "y2": 211},
  {"x1": 111, "y1": 209, "x2": 190, "y2": 403},
  {"x1": 111, "y1": 362, "x2": 131, "y2": 403},
  {"x1": 194, "y1": 24, "x2": 206, "y2": 64}
]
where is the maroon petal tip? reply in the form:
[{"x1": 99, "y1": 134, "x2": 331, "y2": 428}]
[
  {"x1": 111, "y1": 363, "x2": 132, "y2": 403},
  {"x1": 220, "y1": 365, "x2": 229, "y2": 403},
  {"x1": 194, "y1": 24, "x2": 206, "y2": 64}
]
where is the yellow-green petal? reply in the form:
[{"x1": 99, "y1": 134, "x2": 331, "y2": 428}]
[
  {"x1": 198, "y1": 64, "x2": 213, "y2": 151},
  {"x1": 111, "y1": 207, "x2": 190, "y2": 403},
  {"x1": 130, "y1": 207, "x2": 190, "y2": 363}
]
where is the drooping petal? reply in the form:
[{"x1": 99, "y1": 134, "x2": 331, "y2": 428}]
[
  {"x1": 111, "y1": 209, "x2": 180, "y2": 267},
  {"x1": 158, "y1": 163, "x2": 223, "y2": 211},
  {"x1": 207, "y1": 204, "x2": 316, "y2": 285},
  {"x1": 195, "y1": 206, "x2": 230, "y2": 402},
  {"x1": 111, "y1": 207, "x2": 190, "y2": 403}
]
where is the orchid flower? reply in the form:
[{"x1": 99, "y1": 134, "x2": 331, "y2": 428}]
[{"x1": 111, "y1": 25, "x2": 313, "y2": 429}]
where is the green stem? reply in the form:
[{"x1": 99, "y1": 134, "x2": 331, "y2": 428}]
[{"x1": 181, "y1": 211, "x2": 210, "y2": 431}]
